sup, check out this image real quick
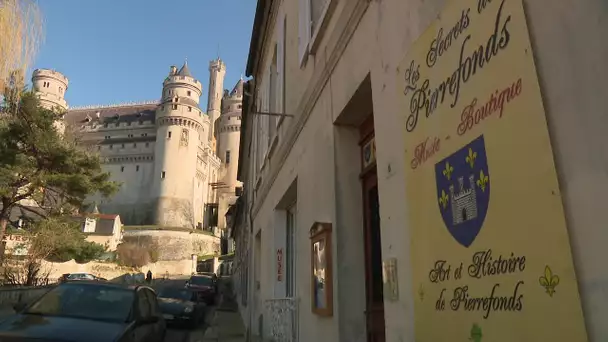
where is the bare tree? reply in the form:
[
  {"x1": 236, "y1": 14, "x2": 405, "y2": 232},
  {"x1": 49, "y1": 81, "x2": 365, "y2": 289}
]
[
  {"x1": 2, "y1": 218, "x2": 81, "y2": 286},
  {"x1": 0, "y1": 0, "x2": 44, "y2": 93}
]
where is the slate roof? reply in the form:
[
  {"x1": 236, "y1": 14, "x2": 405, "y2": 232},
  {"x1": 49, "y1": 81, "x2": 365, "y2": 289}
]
[
  {"x1": 230, "y1": 79, "x2": 244, "y2": 97},
  {"x1": 177, "y1": 61, "x2": 192, "y2": 77},
  {"x1": 64, "y1": 103, "x2": 159, "y2": 126}
]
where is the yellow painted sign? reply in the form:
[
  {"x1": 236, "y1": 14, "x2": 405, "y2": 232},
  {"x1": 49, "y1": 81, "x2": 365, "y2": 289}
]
[{"x1": 397, "y1": 0, "x2": 588, "y2": 340}]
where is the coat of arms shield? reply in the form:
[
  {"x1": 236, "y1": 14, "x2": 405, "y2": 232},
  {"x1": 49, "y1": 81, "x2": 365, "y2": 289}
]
[{"x1": 435, "y1": 135, "x2": 490, "y2": 247}]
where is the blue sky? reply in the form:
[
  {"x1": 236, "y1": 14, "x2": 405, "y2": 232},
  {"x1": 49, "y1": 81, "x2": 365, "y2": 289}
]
[{"x1": 31, "y1": 0, "x2": 256, "y2": 109}]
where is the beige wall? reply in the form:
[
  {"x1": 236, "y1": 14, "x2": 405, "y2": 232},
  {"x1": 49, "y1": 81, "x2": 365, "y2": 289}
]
[
  {"x1": 122, "y1": 229, "x2": 220, "y2": 261},
  {"x1": 240, "y1": 0, "x2": 608, "y2": 341},
  {"x1": 39, "y1": 259, "x2": 195, "y2": 281}
]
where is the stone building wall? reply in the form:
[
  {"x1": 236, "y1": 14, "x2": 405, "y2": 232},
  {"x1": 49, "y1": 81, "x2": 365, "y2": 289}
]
[{"x1": 122, "y1": 229, "x2": 220, "y2": 261}]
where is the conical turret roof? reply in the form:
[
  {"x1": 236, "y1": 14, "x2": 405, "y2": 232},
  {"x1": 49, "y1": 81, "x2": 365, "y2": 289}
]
[
  {"x1": 230, "y1": 79, "x2": 244, "y2": 97},
  {"x1": 177, "y1": 61, "x2": 192, "y2": 77}
]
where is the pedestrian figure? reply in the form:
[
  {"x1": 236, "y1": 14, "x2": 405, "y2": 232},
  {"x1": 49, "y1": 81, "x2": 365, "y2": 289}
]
[{"x1": 146, "y1": 270, "x2": 152, "y2": 284}]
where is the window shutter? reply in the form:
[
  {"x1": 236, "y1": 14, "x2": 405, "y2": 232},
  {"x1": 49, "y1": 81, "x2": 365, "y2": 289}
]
[
  {"x1": 298, "y1": 0, "x2": 311, "y2": 66},
  {"x1": 277, "y1": 14, "x2": 286, "y2": 126}
]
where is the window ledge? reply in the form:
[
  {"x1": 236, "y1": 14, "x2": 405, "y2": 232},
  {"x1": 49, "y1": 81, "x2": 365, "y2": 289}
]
[{"x1": 310, "y1": 0, "x2": 337, "y2": 55}]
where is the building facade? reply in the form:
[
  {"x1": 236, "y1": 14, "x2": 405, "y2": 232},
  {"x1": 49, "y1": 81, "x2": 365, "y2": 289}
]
[
  {"x1": 232, "y1": 0, "x2": 608, "y2": 342},
  {"x1": 32, "y1": 59, "x2": 244, "y2": 233}
]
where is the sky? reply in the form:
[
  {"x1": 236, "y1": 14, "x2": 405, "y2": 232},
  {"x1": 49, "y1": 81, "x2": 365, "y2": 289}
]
[{"x1": 30, "y1": 0, "x2": 256, "y2": 109}]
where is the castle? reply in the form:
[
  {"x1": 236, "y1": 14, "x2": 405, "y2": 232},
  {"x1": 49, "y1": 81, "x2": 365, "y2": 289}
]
[
  {"x1": 30, "y1": 59, "x2": 243, "y2": 232},
  {"x1": 449, "y1": 174, "x2": 478, "y2": 225}
]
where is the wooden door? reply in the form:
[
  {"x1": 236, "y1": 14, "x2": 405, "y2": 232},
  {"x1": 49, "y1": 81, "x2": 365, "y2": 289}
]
[{"x1": 360, "y1": 116, "x2": 385, "y2": 342}]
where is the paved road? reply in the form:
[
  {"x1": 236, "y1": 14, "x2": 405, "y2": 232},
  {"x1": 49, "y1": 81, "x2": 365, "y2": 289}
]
[{"x1": 153, "y1": 277, "x2": 215, "y2": 342}]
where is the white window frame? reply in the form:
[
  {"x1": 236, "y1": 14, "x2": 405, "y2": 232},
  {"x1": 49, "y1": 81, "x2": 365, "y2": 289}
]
[{"x1": 298, "y1": 0, "x2": 334, "y2": 67}]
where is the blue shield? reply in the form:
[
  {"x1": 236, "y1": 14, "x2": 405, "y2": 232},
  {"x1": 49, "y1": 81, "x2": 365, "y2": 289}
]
[{"x1": 435, "y1": 135, "x2": 490, "y2": 248}]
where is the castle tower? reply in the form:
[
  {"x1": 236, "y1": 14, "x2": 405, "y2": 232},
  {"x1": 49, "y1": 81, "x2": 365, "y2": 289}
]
[
  {"x1": 151, "y1": 61, "x2": 206, "y2": 227},
  {"x1": 31, "y1": 69, "x2": 69, "y2": 133},
  {"x1": 207, "y1": 58, "x2": 226, "y2": 148},
  {"x1": 216, "y1": 79, "x2": 244, "y2": 189}
]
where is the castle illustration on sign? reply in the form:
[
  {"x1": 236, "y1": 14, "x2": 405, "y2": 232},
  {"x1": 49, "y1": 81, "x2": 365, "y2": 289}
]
[{"x1": 450, "y1": 174, "x2": 478, "y2": 225}]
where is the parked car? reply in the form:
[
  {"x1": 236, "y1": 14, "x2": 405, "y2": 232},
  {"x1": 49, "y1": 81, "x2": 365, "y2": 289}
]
[
  {"x1": 0, "y1": 281, "x2": 166, "y2": 342},
  {"x1": 60, "y1": 272, "x2": 107, "y2": 282},
  {"x1": 157, "y1": 287, "x2": 206, "y2": 328},
  {"x1": 185, "y1": 275, "x2": 217, "y2": 305}
]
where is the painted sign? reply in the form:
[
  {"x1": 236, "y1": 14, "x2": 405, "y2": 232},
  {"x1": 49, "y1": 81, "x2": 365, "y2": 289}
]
[
  {"x1": 277, "y1": 248, "x2": 283, "y2": 282},
  {"x1": 397, "y1": 0, "x2": 587, "y2": 341}
]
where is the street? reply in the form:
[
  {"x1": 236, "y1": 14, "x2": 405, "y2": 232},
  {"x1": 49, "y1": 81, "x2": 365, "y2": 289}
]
[{"x1": 153, "y1": 277, "x2": 216, "y2": 342}]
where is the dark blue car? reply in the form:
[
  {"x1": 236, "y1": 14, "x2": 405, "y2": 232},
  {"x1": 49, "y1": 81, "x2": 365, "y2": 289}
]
[{"x1": 0, "y1": 281, "x2": 166, "y2": 342}]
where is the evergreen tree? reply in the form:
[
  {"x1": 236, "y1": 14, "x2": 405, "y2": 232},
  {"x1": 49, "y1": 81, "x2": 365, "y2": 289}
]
[{"x1": 0, "y1": 81, "x2": 119, "y2": 247}]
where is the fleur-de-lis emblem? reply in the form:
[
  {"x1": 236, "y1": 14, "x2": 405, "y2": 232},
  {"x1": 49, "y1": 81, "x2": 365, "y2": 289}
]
[
  {"x1": 466, "y1": 148, "x2": 477, "y2": 168},
  {"x1": 442, "y1": 162, "x2": 454, "y2": 180},
  {"x1": 438, "y1": 190, "x2": 449, "y2": 210},
  {"x1": 539, "y1": 266, "x2": 560, "y2": 297},
  {"x1": 476, "y1": 170, "x2": 489, "y2": 192}
]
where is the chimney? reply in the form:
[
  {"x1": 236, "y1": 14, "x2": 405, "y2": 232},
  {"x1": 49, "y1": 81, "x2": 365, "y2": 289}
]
[{"x1": 170, "y1": 65, "x2": 177, "y2": 75}]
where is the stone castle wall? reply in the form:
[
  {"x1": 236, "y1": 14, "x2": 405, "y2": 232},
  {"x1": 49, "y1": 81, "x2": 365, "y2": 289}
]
[{"x1": 122, "y1": 229, "x2": 219, "y2": 261}]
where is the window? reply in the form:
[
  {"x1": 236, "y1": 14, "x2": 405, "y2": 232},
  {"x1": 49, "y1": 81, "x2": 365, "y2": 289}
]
[
  {"x1": 286, "y1": 204, "x2": 297, "y2": 298},
  {"x1": 133, "y1": 143, "x2": 137, "y2": 147},
  {"x1": 161, "y1": 171, "x2": 166, "y2": 179},
  {"x1": 188, "y1": 106, "x2": 192, "y2": 112},
  {"x1": 121, "y1": 144, "x2": 125, "y2": 148},
  {"x1": 168, "y1": 131, "x2": 172, "y2": 139},
  {"x1": 128, "y1": 134, "x2": 133, "y2": 138},
  {"x1": 104, "y1": 136, "x2": 110, "y2": 139},
  {"x1": 127, "y1": 122, "x2": 131, "y2": 126},
  {"x1": 225, "y1": 150, "x2": 231, "y2": 164},
  {"x1": 172, "y1": 104, "x2": 178, "y2": 110},
  {"x1": 59, "y1": 87, "x2": 63, "y2": 93},
  {"x1": 145, "y1": 142, "x2": 149, "y2": 147},
  {"x1": 298, "y1": 0, "x2": 331, "y2": 65},
  {"x1": 238, "y1": 104, "x2": 242, "y2": 109},
  {"x1": 109, "y1": 145, "x2": 113, "y2": 149},
  {"x1": 187, "y1": 91, "x2": 191, "y2": 96},
  {"x1": 141, "y1": 133, "x2": 147, "y2": 137},
  {"x1": 121, "y1": 166, "x2": 124, "y2": 172},
  {"x1": 104, "y1": 123, "x2": 108, "y2": 128},
  {"x1": 136, "y1": 165, "x2": 140, "y2": 172}
]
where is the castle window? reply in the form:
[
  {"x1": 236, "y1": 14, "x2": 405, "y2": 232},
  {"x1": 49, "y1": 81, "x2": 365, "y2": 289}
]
[
  {"x1": 145, "y1": 142, "x2": 149, "y2": 147},
  {"x1": 128, "y1": 134, "x2": 133, "y2": 138},
  {"x1": 187, "y1": 91, "x2": 191, "y2": 96},
  {"x1": 141, "y1": 133, "x2": 147, "y2": 137},
  {"x1": 188, "y1": 106, "x2": 192, "y2": 112},
  {"x1": 136, "y1": 165, "x2": 140, "y2": 172},
  {"x1": 121, "y1": 166, "x2": 124, "y2": 172},
  {"x1": 104, "y1": 123, "x2": 108, "y2": 128},
  {"x1": 121, "y1": 144, "x2": 125, "y2": 148},
  {"x1": 127, "y1": 122, "x2": 131, "y2": 126},
  {"x1": 161, "y1": 171, "x2": 166, "y2": 179},
  {"x1": 172, "y1": 104, "x2": 178, "y2": 110},
  {"x1": 237, "y1": 116, "x2": 241, "y2": 120},
  {"x1": 168, "y1": 131, "x2": 172, "y2": 139},
  {"x1": 225, "y1": 150, "x2": 231, "y2": 164},
  {"x1": 109, "y1": 145, "x2": 113, "y2": 149},
  {"x1": 59, "y1": 87, "x2": 63, "y2": 93},
  {"x1": 133, "y1": 143, "x2": 137, "y2": 147},
  {"x1": 238, "y1": 104, "x2": 242, "y2": 109},
  {"x1": 104, "y1": 136, "x2": 110, "y2": 139}
]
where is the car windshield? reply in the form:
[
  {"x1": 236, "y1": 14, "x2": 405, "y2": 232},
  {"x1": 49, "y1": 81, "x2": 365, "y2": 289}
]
[
  {"x1": 24, "y1": 283, "x2": 134, "y2": 323},
  {"x1": 159, "y1": 288, "x2": 195, "y2": 301},
  {"x1": 190, "y1": 276, "x2": 213, "y2": 286}
]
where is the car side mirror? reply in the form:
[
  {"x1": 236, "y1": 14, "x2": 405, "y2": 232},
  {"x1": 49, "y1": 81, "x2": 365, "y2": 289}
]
[{"x1": 13, "y1": 302, "x2": 27, "y2": 312}]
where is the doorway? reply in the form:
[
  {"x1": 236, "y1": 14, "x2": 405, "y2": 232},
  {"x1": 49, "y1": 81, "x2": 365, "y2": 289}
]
[{"x1": 360, "y1": 116, "x2": 385, "y2": 342}]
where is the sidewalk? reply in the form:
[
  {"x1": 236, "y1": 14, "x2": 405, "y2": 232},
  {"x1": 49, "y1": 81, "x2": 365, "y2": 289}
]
[{"x1": 202, "y1": 280, "x2": 246, "y2": 342}]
